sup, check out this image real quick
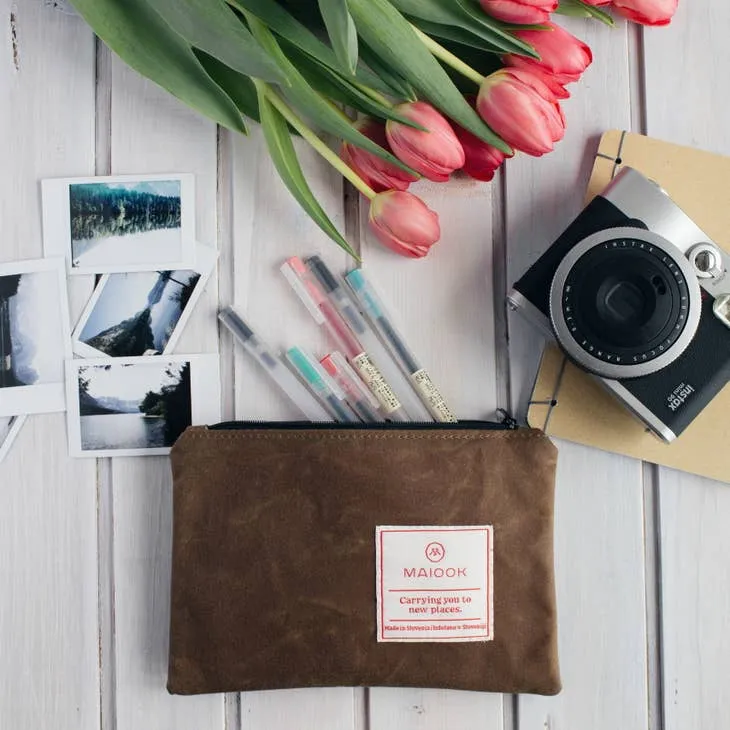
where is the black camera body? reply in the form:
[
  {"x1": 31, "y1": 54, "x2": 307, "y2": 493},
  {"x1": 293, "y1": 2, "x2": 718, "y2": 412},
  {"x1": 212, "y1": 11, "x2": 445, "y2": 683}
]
[{"x1": 509, "y1": 167, "x2": 730, "y2": 442}]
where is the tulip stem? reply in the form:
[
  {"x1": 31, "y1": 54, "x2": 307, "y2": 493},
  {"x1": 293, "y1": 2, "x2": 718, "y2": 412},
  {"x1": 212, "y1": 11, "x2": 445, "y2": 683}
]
[
  {"x1": 262, "y1": 87, "x2": 377, "y2": 200},
  {"x1": 411, "y1": 26, "x2": 485, "y2": 86}
]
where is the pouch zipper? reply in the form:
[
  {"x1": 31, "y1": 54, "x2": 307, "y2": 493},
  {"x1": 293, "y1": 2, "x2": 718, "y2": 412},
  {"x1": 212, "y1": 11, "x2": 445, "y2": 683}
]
[{"x1": 209, "y1": 409, "x2": 519, "y2": 431}]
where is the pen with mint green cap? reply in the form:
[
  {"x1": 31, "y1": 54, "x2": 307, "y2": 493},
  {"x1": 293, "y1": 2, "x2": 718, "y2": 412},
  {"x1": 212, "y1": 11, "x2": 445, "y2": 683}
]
[
  {"x1": 345, "y1": 269, "x2": 458, "y2": 423},
  {"x1": 286, "y1": 346, "x2": 357, "y2": 423}
]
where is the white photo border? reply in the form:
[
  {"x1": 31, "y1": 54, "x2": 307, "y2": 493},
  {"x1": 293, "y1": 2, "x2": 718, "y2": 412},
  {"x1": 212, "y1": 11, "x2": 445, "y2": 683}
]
[
  {"x1": 42, "y1": 173, "x2": 196, "y2": 275},
  {"x1": 65, "y1": 354, "x2": 221, "y2": 458},
  {"x1": 71, "y1": 243, "x2": 218, "y2": 358},
  {"x1": 0, "y1": 258, "x2": 72, "y2": 417}
]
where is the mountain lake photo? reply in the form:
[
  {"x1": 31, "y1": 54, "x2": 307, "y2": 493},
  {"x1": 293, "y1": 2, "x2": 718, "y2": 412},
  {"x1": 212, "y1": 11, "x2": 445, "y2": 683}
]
[
  {"x1": 77, "y1": 360, "x2": 192, "y2": 452},
  {"x1": 76, "y1": 269, "x2": 201, "y2": 357}
]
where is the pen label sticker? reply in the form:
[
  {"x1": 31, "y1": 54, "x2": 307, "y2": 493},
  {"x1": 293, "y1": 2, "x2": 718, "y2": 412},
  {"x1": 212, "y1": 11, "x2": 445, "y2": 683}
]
[
  {"x1": 410, "y1": 369, "x2": 457, "y2": 422},
  {"x1": 351, "y1": 353, "x2": 401, "y2": 414},
  {"x1": 375, "y1": 525, "x2": 494, "y2": 643}
]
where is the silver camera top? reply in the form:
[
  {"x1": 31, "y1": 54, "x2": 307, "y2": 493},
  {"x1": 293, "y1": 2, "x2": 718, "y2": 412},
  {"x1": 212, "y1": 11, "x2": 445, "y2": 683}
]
[{"x1": 605, "y1": 167, "x2": 730, "y2": 309}]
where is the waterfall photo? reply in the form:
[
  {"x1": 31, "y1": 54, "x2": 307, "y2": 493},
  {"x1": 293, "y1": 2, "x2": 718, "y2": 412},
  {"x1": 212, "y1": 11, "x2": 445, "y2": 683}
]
[
  {"x1": 0, "y1": 258, "x2": 71, "y2": 417},
  {"x1": 65, "y1": 354, "x2": 220, "y2": 457},
  {"x1": 42, "y1": 174, "x2": 195, "y2": 274},
  {"x1": 72, "y1": 244, "x2": 216, "y2": 358}
]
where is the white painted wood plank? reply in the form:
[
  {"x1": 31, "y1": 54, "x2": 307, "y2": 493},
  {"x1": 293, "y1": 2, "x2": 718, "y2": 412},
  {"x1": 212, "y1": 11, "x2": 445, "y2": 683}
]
[
  {"x1": 370, "y1": 688, "x2": 502, "y2": 730},
  {"x1": 242, "y1": 688, "x2": 359, "y2": 730},
  {"x1": 504, "y1": 17, "x2": 650, "y2": 730},
  {"x1": 361, "y1": 177, "x2": 502, "y2": 728},
  {"x1": 107, "y1": 58, "x2": 224, "y2": 730},
  {"x1": 231, "y1": 129, "x2": 359, "y2": 726},
  {"x1": 0, "y1": 3, "x2": 100, "y2": 730},
  {"x1": 642, "y1": 3, "x2": 730, "y2": 727},
  {"x1": 505, "y1": 17, "x2": 635, "y2": 414},
  {"x1": 519, "y1": 444, "x2": 647, "y2": 729}
]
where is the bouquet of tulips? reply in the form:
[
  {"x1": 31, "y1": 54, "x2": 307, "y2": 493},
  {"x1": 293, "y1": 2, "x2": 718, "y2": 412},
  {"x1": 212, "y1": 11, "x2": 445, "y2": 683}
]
[{"x1": 69, "y1": 0, "x2": 678, "y2": 259}]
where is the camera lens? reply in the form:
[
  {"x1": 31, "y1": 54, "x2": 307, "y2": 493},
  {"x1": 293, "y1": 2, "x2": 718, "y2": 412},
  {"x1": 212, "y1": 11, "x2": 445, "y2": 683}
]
[{"x1": 549, "y1": 228, "x2": 702, "y2": 379}]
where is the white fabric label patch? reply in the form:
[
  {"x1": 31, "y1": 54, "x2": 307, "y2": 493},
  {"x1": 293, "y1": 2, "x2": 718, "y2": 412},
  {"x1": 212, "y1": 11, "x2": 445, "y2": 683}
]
[{"x1": 375, "y1": 525, "x2": 494, "y2": 643}]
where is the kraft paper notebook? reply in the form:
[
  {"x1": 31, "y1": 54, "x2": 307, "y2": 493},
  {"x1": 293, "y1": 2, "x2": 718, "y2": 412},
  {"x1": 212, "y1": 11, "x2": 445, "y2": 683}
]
[{"x1": 527, "y1": 130, "x2": 730, "y2": 484}]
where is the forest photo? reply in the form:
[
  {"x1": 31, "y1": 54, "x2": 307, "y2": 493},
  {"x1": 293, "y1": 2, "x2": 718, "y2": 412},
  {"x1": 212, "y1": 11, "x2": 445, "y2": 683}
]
[
  {"x1": 77, "y1": 360, "x2": 192, "y2": 452},
  {"x1": 68, "y1": 179, "x2": 183, "y2": 268},
  {"x1": 77, "y1": 269, "x2": 201, "y2": 357}
]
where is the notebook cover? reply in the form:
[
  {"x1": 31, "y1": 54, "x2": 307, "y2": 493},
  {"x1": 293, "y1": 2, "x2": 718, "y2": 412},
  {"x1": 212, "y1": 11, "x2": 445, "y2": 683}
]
[{"x1": 527, "y1": 130, "x2": 730, "y2": 483}]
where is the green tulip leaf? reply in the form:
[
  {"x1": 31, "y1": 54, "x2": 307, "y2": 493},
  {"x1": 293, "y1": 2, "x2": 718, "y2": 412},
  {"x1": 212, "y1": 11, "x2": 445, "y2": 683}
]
[
  {"x1": 346, "y1": 0, "x2": 512, "y2": 153},
  {"x1": 69, "y1": 0, "x2": 247, "y2": 133},
  {"x1": 245, "y1": 14, "x2": 419, "y2": 175},
  {"x1": 280, "y1": 41, "x2": 424, "y2": 128},
  {"x1": 413, "y1": 19, "x2": 506, "y2": 53},
  {"x1": 193, "y1": 50, "x2": 260, "y2": 123},
  {"x1": 145, "y1": 0, "x2": 285, "y2": 82},
  {"x1": 228, "y1": 0, "x2": 397, "y2": 97},
  {"x1": 556, "y1": 0, "x2": 615, "y2": 25},
  {"x1": 318, "y1": 0, "x2": 359, "y2": 74},
  {"x1": 358, "y1": 44, "x2": 418, "y2": 102},
  {"x1": 254, "y1": 82, "x2": 358, "y2": 260},
  {"x1": 387, "y1": 0, "x2": 539, "y2": 58}
]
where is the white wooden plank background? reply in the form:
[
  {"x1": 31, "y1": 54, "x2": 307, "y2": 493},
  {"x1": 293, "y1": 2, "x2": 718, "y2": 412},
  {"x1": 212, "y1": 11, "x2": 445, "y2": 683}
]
[
  {"x1": 642, "y1": 4, "x2": 730, "y2": 728},
  {"x1": 1, "y1": 2, "x2": 728, "y2": 730}
]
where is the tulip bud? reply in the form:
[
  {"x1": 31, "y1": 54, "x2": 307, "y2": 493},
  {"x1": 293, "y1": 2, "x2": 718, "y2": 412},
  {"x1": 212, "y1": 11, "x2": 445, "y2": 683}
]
[
  {"x1": 476, "y1": 68, "x2": 566, "y2": 157},
  {"x1": 340, "y1": 118, "x2": 420, "y2": 193},
  {"x1": 479, "y1": 0, "x2": 558, "y2": 24},
  {"x1": 452, "y1": 99, "x2": 512, "y2": 182},
  {"x1": 611, "y1": 0, "x2": 678, "y2": 26},
  {"x1": 505, "y1": 22, "x2": 593, "y2": 86},
  {"x1": 386, "y1": 102, "x2": 465, "y2": 183},
  {"x1": 368, "y1": 190, "x2": 440, "y2": 259}
]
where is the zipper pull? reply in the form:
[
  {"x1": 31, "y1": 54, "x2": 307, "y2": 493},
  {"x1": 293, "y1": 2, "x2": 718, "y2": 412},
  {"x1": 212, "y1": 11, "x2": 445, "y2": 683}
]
[{"x1": 495, "y1": 408, "x2": 519, "y2": 430}]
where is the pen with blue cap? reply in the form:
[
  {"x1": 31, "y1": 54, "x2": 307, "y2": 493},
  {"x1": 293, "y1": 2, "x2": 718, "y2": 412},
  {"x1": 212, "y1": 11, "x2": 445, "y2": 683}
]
[
  {"x1": 286, "y1": 346, "x2": 357, "y2": 423},
  {"x1": 345, "y1": 269, "x2": 458, "y2": 423}
]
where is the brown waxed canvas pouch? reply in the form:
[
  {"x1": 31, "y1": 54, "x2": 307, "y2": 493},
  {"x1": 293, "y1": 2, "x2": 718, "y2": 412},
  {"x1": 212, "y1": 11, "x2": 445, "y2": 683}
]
[{"x1": 167, "y1": 423, "x2": 561, "y2": 696}]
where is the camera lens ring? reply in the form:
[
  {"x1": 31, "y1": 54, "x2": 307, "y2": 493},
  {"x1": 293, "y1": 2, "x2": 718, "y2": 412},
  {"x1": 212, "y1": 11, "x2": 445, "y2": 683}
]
[{"x1": 549, "y1": 226, "x2": 702, "y2": 379}]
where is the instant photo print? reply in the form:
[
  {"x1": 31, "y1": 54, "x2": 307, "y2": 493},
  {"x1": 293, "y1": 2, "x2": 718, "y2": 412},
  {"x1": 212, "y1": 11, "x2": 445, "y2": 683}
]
[
  {"x1": 65, "y1": 355, "x2": 220, "y2": 458},
  {"x1": 0, "y1": 258, "x2": 72, "y2": 417},
  {"x1": 42, "y1": 174, "x2": 196, "y2": 275},
  {"x1": 72, "y1": 244, "x2": 217, "y2": 358}
]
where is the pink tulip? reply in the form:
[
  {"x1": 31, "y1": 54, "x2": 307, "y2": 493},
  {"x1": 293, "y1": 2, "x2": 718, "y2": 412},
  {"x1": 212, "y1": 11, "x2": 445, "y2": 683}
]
[
  {"x1": 479, "y1": 0, "x2": 558, "y2": 24},
  {"x1": 452, "y1": 100, "x2": 512, "y2": 182},
  {"x1": 340, "y1": 119, "x2": 419, "y2": 193},
  {"x1": 505, "y1": 22, "x2": 593, "y2": 86},
  {"x1": 368, "y1": 190, "x2": 440, "y2": 258},
  {"x1": 611, "y1": 0, "x2": 678, "y2": 26},
  {"x1": 455, "y1": 130, "x2": 507, "y2": 182},
  {"x1": 385, "y1": 102, "x2": 465, "y2": 183},
  {"x1": 476, "y1": 68, "x2": 566, "y2": 157}
]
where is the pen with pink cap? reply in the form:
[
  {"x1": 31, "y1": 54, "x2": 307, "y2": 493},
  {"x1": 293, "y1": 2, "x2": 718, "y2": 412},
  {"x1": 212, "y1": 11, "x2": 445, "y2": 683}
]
[{"x1": 281, "y1": 256, "x2": 410, "y2": 422}]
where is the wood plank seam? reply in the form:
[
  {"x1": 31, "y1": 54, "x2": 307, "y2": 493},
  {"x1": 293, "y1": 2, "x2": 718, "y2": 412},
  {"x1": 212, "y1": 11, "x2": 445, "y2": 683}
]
[
  {"x1": 629, "y1": 24, "x2": 662, "y2": 730},
  {"x1": 642, "y1": 463, "x2": 665, "y2": 730},
  {"x1": 218, "y1": 125, "x2": 241, "y2": 728},
  {"x1": 94, "y1": 36, "x2": 117, "y2": 730}
]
